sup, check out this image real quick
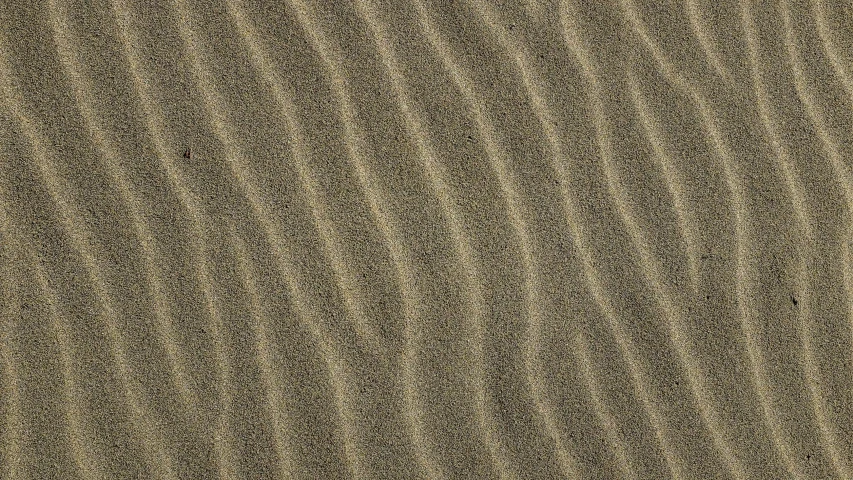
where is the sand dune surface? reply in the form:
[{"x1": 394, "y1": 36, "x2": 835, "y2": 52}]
[{"x1": 2, "y1": 0, "x2": 853, "y2": 478}]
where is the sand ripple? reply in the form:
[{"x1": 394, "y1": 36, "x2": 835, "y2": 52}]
[{"x1": 1, "y1": 0, "x2": 852, "y2": 478}]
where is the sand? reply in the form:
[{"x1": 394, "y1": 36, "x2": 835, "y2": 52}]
[{"x1": 1, "y1": 0, "x2": 852, "y2": 478}]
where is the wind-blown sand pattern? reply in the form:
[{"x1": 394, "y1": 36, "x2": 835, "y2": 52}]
[{"x1": 2, "y1": 0, "x2": 853, "y2": 478}]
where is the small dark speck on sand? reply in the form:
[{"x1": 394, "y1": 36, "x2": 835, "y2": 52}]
[
  {"x1": 183, "y1": 148, "x2": 191, "y2": 159},
  {"x1": 792, "y1": 295, "x2": 798, "y2": 306}
]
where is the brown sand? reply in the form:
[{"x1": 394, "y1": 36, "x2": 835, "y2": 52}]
[{"x1": 1, "y1": 0, "x2": 853, "y2": 478}]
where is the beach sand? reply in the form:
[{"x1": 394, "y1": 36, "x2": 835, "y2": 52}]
[{"x1": 1, "y1": 0, "x2": 852, "y2": 478}]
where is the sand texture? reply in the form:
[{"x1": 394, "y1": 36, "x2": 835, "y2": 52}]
[{"x1": 2, "y1": 0, "x2": 853, "y2": 478}]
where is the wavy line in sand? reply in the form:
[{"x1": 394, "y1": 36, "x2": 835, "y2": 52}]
[
  {"x1": 0, "y1": 191, "x2": 106, "y2": 480},
  {"x1": 0, "y1": 31, "x2": 178, "y2": 480},
  {"x1": 221, "y1": 1, "x2": 417, "y2": 471},
  {"x1": 790, "y1": 4, "x2": 853, "y2": 204},
  {"x1": 777, "y1": 3, "x2": 852, "y2": 477},
  {"x1": 0, "y1": 209, "x2": 23, "y2": 479},
  {"x1": 615, "y1": 0, "x2": 708, "y2": 299},
  {"x1": 410, "y1": 0, "x2": 569, "y2": 477},
  {"x1": 625, "y1": 70, "x2": 701, "y2": 297},
  {"x1": 798, "y1": 4, "x2": 853, "y2": 430},
  {"x1": 572, "y1": 332, "x2": 638, "y2": 480},
  {"x1": 91, "y1": 1, "x2": 245, "y2": 475},
  {"x1": 463, "y1": 2, "x2": 613, "y2": 476},
  {"x1": 222, "y1": 0, "x2": 392, "y2": 365},
  {"x1": 228, "y1": 220, "x2": 298, "y2": 479},
  {"x1": 273, "y1": 0, "x2": 441, "y2": 476},
  {"x1": 166, "y1": 1, "x2": 367, "y2": 477},
  {"x1": 617, "y1": 0, "x2": 801, "y2": 475},
  {"x1": 812, "y1": 0, "x2": 853, "y2": 116},
  {"x1": 26, "y1": 247, "x2": 108, "y2": 479},
  {"x1": 628, "y1": 84, "x2": 704, "y2": 297},
  {"x1": 412, "y1": 0, "x2": 600, "y2": 477},
  {"x1": 740, "y1": 6, "x2": 822, "y2": 478},
  {"x1": 210, "y1": 1, "x2": 387, "y2": 364},
  {"x1": 684, "y1": 0, "x2": 736, "y2": 86},
  {"x1": 106, "y1": 3, "x2": 243, "y2": 470},
  {"x1": 48, "y1": 0, "x2": 212, "y2": 446},
  {"x1": 568, "y1": 2, "x2": 748, "y2": 477},
  {"x1": 739, "y1": 1, "x2": 813, "y2": 241},
  {"x1": 625, "y1": 68, "x2": 749, "y2": 480},
  {"x1": 352, "y1": 0, "x2": 527, "y2": 477},
  {"x1": 456, "y1": 1, "x2": 689, "y2": 477}
]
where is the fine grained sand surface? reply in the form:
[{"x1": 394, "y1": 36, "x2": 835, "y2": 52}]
[{"x1": 1, "y1": 0, "x2": 853, "y2": 478}]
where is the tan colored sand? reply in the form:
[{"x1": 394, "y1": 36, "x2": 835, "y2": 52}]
[{"x1": 1, "y1": 0, "x2": 852, "y2": 478}]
